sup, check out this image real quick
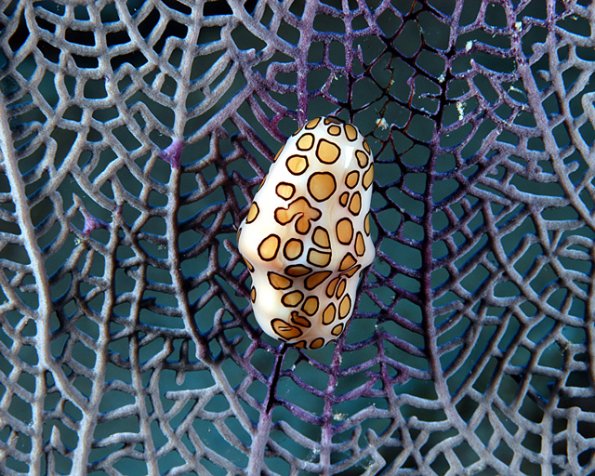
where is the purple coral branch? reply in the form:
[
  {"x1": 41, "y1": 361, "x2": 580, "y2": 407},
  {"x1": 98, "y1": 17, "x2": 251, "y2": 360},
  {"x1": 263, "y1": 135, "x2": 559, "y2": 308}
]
[
  {"x1": 80, "y1": 207, "x2": 109, "y2": 236},
  {"x1": 159, "y1": 139, "x2": 184, "y2": 169}
]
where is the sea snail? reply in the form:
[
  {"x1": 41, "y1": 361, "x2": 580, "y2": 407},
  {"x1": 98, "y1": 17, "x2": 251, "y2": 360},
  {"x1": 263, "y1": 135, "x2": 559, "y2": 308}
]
[{"x1": 237, "y1": 116, "x2": 374, "y2": 349}]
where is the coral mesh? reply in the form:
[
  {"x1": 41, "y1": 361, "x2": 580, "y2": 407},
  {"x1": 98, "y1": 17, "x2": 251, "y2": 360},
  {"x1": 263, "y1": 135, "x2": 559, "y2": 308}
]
[{"x1": 0, "y1": 1, "x2": 592, "y2": 474}]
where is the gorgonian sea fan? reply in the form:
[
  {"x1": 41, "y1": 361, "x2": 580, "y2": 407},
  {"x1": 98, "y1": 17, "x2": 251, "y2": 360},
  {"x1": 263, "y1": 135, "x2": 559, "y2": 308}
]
[{"x1": 0, "y1": 0, "x2": 593, "y2": 475}]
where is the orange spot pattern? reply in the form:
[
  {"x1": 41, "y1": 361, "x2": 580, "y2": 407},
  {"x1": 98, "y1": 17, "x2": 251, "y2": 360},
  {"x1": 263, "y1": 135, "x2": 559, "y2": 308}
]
[{"x1": 237, "y1": 116, "x2": 375, "y2": 349}]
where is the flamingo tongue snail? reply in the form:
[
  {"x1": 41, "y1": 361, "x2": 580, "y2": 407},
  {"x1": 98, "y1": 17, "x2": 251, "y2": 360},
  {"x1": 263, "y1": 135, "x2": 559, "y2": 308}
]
[{"x1": 237, "y1": 116, "x2": 374, "y2": 349}]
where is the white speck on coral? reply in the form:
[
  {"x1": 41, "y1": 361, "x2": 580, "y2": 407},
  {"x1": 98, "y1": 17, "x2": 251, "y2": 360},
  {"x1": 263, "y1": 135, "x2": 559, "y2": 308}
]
[
  {"x1": 333, "y1": 412, "x2": 347, "y2": 421},
  {"x1": 456, "y1": 101, "x2": 465, "y2": 120},
  {"x1": 508, "y1": 85, "x2": 524, "y2": 95},
  {"x1": 376, "y1": 118, "x2": 388, "y2": 130},
  {"x1": 465, "y1": 41, "x2": 473, "y2": 52}
]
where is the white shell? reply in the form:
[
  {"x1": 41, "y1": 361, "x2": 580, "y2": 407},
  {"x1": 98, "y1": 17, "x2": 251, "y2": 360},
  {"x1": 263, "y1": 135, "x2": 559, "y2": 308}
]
[{"x1": 237, "y1": 116, "x2": 374, "y2": 349}]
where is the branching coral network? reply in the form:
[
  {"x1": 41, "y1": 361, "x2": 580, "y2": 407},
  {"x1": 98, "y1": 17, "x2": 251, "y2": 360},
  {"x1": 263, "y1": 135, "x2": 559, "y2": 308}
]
[{"x1": 0, "y1": 1, "x2": 593, "y2": 474}]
